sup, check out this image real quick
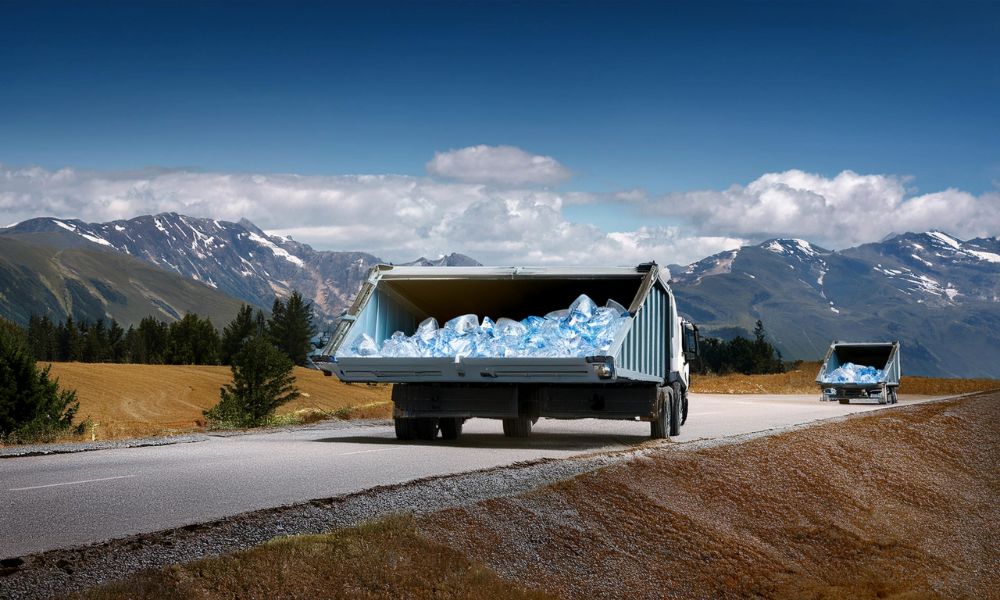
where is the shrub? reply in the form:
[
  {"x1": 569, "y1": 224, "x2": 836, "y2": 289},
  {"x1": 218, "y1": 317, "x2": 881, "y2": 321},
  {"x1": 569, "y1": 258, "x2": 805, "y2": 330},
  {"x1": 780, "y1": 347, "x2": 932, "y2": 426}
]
[
  {"x1": 203, "y1": 335, "x2": 300, "y2": 428},
  {"x1": 0, "y1": 318, "x2": 79, "y2": 443}
]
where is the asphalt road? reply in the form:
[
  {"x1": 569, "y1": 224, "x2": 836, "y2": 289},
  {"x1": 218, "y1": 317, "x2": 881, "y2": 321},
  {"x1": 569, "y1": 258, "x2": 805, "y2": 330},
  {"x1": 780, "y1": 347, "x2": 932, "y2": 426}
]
[{"x1": 0, "y1": 393, "x2": 945, "y2": 558}]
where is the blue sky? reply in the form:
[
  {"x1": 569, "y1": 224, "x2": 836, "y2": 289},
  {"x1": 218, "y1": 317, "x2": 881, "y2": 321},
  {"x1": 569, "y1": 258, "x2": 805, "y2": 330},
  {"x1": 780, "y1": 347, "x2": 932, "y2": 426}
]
[{"x1": 1, "y1": 0, "x2": 998, "y2": 264}]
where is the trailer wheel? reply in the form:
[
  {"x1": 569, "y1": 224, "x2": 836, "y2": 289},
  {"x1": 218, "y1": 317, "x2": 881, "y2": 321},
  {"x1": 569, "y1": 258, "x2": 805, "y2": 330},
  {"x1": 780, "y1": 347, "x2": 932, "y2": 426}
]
[
  {"x1": 669, "y1": 382, "x2": 682, "y2": 436},
  {"x1": 439, "y1": 417, "x2": 464, "y2": 440},
  {"x1": 502, "y1": 417, "x2": 532, "y2": 438},
  {"x1": 394, "y1": 417, "x2": 417, "y2": 440},
  {"x1": 890, "y1": 388, "x2": 898, "y2": 404},
  {"x1": 651, "y1": 387, "x2": 670, "y2": 439},
  {"x1": 415, "y1": 418, "x2": 439, "y2": 440}
]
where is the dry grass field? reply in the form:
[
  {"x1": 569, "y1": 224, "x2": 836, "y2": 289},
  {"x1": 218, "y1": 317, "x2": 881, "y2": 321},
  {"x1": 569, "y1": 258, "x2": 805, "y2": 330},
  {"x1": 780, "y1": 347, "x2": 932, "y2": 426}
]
[
  {"x1": 23, "y1": 361, "x2": 997, "y2": 443},
  {"x1": 691, "y1": 361, "x2": 1000, "y2": 395},
  {"x1": 38, "y1": 363, "x2": 392, "y2": 441}
]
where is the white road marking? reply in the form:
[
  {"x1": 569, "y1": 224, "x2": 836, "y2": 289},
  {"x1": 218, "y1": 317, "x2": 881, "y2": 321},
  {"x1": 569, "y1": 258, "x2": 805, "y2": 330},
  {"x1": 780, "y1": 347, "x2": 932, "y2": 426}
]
[
  {"x1": 10, "y1": 474, "x2": 135, "y2": 492},
  {"x1": 335, "y1": 448, "x2": 401, "y2": 457}
]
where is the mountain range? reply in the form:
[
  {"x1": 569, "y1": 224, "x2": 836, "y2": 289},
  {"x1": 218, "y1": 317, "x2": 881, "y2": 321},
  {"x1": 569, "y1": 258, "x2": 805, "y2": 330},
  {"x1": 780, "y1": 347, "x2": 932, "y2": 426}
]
[
  {"x1": 1, "y1": 213, "x2": 997, "y2": 377},
  {"x1": 1, "y1": 213, "x2": 477, "y2": 326},
  {"x1": 668, "y1": 232, "x2": 1000, "y2": 378}
]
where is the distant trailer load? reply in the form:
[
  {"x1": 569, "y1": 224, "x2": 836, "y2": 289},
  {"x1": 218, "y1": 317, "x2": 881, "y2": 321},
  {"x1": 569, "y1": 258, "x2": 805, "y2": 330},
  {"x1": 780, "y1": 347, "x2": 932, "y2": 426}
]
[
  {"x1": 316, "y1": 263, "x2": 700, "y2": 440},
  {"x1": 816, "y1": 341, "x2": 901, "y2": 404}
]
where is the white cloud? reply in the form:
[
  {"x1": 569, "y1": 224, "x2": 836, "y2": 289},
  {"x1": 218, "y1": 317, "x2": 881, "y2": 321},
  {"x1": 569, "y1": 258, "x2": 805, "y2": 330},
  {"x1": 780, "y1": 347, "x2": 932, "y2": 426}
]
[
  {"x1": 426, "y1": 145, "x2": 571, "y2": 185},
  {"x1": 2, "y1": 162, "x2": 995, "y2": 272},
  {"x1": 0, "y1": 162, "x2": 740, "y2": 268},
  {"x1": 643, "y1": 169, "x2": 1000, "y2": 248}
]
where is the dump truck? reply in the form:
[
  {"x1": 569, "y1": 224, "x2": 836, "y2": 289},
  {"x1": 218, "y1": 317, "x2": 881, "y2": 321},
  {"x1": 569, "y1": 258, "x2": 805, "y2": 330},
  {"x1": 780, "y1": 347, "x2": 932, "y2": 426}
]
[
  {"x1": 317, "y1": 262, "x2": 700, "y2": 440},
  {"x1": 816, "y1": 341, "x2": 901, "y2": 404}
]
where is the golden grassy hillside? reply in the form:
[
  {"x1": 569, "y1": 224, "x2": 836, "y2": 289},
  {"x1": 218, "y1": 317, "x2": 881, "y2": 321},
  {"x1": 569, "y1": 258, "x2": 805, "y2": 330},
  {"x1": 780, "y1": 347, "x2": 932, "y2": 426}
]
[
  {"x1": 43, "y1": 363, "x2": 392, "y2": 441},
  {"x1": 691, "y1": 361, "x2": 999, "y2": 395}
]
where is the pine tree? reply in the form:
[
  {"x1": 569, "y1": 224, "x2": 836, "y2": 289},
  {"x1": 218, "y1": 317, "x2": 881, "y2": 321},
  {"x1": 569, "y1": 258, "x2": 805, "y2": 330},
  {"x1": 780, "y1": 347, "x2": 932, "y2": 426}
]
[
  {"x1": 132, "y1": 316, "x2": 169, "y2": 363},
  {"x1": 220, "y1": 305, "x2": 257, "y2": 365},
  {"x1": 0, "y1": 318, "x2": 79, "y2": 442},
  {"x1": 58, "y1": 316, "x2": 82, "y2": 362},
  {"x1": 203, "y1": 334, "x2": 300, "y2": 428},
  {"x1": 269, "y1": 291, "x2": 315, "y2": 366},
  {"x1": 107, "y1": 319, "x2": 126, "y2": 363},
  {"x1": 165, "y1": 313, "x2": 219, "y2": 365}
]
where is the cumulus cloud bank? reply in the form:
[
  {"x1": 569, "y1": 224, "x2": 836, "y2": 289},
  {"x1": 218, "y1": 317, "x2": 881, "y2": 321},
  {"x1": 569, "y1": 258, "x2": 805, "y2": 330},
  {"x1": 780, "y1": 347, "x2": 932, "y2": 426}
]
[
  {"x1": 644, "y1": 169, "x2": 1000, "y2": 247},
  {"x1": 1, "y1": 158, "x2": 997, "y2": 270},
  {"x1": 0, "y1": 163, "x2": 743, "y2": 267},
  {"x1": 426, "y1": 145, "x2": 571, "y2": 185}
]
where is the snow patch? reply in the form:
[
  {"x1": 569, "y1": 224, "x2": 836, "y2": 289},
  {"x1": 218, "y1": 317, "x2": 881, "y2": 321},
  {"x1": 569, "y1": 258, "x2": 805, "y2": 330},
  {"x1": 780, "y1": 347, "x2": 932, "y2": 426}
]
[
  {"x1": 247, "y1": 232, "x2": 305, "y2": 267},
  {"x1": 52, "y1": 220, "x2": 76, "y2": 232},
  {"x1": 927, "y1": 231, "x2": 961, "y2": 249},
  {"x1": 830, "y1": 306, "x2": 840, "y2": 314},
  {"x1": 911, "y1": 254, "x2": 933, "y2": 267},
  {"x1": 967, "y1": 249, "x2": 1000, "y2": 263},
  {"x1": 114, "y1": 225, "x2": 125, "y2": 232},
  {"x1": 79, "y1": 233, "x2": 112, "y2": 247},
  {"x1": 764, "y1": 241, "x2": 786, "y2": 254}
]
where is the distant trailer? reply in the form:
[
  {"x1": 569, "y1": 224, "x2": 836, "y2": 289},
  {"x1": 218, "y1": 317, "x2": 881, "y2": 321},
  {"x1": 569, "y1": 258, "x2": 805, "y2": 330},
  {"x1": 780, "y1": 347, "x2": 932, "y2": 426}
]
[{"x1": 815, "y1": 341, "x2": 901, "y2": 404}]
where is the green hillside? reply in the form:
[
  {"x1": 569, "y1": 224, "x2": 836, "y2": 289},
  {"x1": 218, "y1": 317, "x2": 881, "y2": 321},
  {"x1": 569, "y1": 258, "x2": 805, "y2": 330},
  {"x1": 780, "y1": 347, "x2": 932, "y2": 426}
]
[{"x1": 0, "y1": 233, "x2": 246, "y2": 327}]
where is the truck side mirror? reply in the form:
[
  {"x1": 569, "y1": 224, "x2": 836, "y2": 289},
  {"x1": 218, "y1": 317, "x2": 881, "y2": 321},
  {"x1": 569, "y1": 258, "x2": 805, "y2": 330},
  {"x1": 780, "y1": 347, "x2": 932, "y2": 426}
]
[{"x1": 682, "y1": 322, "x2": 700, "y2": 362}]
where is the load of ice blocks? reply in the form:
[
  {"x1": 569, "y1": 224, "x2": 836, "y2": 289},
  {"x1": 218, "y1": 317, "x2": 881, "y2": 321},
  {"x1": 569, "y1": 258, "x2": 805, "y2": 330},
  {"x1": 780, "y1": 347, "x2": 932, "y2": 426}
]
[
  {"x1": 338, "y1": 294, "x2": 629, "y2": 359},
  {"x1": 822, "y1": 362, "x2": 884, "y2": 384}
]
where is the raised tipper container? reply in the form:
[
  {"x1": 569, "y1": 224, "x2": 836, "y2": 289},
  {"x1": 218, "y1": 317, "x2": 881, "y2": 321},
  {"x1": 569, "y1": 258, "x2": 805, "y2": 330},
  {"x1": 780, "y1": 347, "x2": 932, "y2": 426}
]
[
  {"x1": 317, "y1": 263, "x2": 700, "y2": 440},
  {"x1": 815, "y1": 341, "x2": 901, "y2": 404}
]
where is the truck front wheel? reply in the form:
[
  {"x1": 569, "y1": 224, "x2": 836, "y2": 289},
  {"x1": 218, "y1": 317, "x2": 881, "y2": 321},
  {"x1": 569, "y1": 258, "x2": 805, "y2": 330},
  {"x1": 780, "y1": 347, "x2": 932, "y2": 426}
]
[
  {"x1": 651, "y1": 386, "x2": 670, "y2": 439},
  {"x1": 670, "y1": 382, "x2": 683, "y2": 436},
  {"x1": 502, "y1": 417, "x2": 532, "y2": 438}
]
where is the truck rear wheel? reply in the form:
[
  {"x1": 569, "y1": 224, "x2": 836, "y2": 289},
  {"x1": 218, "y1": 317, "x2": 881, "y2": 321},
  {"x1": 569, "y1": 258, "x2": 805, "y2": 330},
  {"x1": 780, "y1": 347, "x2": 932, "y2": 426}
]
[
  {"x1": 415, "y1": 418, "x2": 439, "y2": 440},
  {"x1": 502, "y1": 417, "x2": 532, "y2": 438},
  {"x1": 439, "y1": 417, "x2": 464, "y2": 440},
  {"x1": 669, "y1": 382, "x2": 682, "y2": 436},
  {"x1": 651, "y1": 387, "x2": 670, "y2": 439},
  {"x1": 394, "y1": 417, "x2": 417, "y2": 440}
]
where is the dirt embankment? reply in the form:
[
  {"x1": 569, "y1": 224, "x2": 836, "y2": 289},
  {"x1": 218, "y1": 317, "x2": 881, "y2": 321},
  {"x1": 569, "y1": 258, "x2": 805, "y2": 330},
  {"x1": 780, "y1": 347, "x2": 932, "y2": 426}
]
[
  {"x1": 420, "y1": 393, "x2": 1000, "y2": 599},
  {"x1": 40, "y1": 363, "x2": 392, "y2": 440},
  {"x1": 77, "y1": 393, "x2": 1000, "y2": 599}
]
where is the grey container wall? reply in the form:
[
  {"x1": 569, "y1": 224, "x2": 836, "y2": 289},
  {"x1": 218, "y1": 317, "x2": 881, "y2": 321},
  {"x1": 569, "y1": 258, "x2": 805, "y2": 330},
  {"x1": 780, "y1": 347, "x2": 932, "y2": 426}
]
[
  {"x1": 321, "y1": 264, "x2": 675, "y2": 385},
  {"x1": 815, "y1": 341, "x2": 901, "y2": 386}
]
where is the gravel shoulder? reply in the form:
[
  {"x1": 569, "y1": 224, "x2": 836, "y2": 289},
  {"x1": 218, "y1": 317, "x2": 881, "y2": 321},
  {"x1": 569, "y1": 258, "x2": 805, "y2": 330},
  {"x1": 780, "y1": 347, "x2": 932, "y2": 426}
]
[{"x1": 2, "y1": 394, "x2": 996, "y2": 599}]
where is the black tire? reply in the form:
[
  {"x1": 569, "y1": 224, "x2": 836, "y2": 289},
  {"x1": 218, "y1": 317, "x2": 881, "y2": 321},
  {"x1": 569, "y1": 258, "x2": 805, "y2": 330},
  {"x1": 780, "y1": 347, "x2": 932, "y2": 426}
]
[
  {"x1": 890, "y1": 388, "x2": 898, "y2": 404},
  {"x1": 415, "y1": 417, "x2": 439, "y2": 440},
  {"x1": 669, "y1": 382, "x2": 682, "y2": 437},
  {"x1": 502, "y1": 417, "x2": 532, "y2": 438},
  {"x1": 394, "y1": 417, "x2": 416, "y2": 441},
  {"x1": 439, "y1": 417, "x2": 464, "y2": 440},
  {"x1": 650, "y1": 386, "x2": 669, "y2": 439},
  {"x1": 681, "y1": 390, "x2": 689, "y2": 425}
]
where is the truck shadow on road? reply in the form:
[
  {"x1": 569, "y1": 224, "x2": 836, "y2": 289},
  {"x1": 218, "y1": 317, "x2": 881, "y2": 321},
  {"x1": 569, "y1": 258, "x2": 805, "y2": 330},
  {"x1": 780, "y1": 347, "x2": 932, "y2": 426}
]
[{"x1": 310, "y1": 432, "x2": 649, "y2": 451}]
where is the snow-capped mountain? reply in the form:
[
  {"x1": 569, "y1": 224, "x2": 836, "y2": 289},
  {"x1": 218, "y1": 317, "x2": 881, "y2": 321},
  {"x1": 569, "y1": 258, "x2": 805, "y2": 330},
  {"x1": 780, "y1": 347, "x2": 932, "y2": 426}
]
[
  {"x1": 669, "y1": 233, "x2": 1000, "y2": 378},
  {"x1": 2, "y1": 213, "x2": 477, "y2": 324}
]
